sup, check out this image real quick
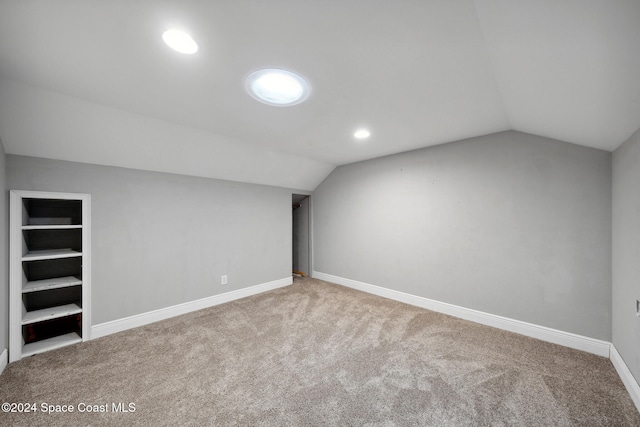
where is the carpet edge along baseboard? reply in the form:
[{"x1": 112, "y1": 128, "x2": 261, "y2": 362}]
[{"x1": 90, "y1": 276, "x2": 293, "y2": 339}]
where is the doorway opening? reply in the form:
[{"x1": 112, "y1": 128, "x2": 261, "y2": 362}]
[{"x1": 292, "y1": 194, "x2": 310, "y2": 278}]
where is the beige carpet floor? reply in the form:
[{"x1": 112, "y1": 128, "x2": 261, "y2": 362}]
[{"x1": 1, "y1": 276, "x2": 639, "y2": 426}]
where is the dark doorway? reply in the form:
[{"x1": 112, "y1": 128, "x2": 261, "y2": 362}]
[{"x1": 292, "y1": 194, "x2": 310, "y2": 277}]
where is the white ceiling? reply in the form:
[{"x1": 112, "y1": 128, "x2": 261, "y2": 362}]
[{"x1": 0, "y1": 0, "x2": 639, "y2": 191}]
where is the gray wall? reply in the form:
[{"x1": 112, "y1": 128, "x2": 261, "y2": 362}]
[
  {"x1": 8, "y1": 155, "x2": 292, "y2": 325},
  {"x1": 612, "y1": 127, "x2": 640, "y2": 382},
  {"x1": 0, "y1": 140, "x2": 7, "y2": 354},
  {"x1": 313, "y1": 131, "x2": 612, "y2": 340}
]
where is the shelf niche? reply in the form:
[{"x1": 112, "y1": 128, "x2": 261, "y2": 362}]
[
  {"x1": 22, "y1": 198, "x2": 82, "y2": 226},
  {"x1": 23, "y1": 256, "x2": 82, "y2": 284},
  {"x1": 10, "y1": 190, "x2": 91, "y2": 363}
]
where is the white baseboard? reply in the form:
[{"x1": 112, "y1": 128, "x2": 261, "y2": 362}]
[
  {"x1": 611, "y1": 344, "x2": 640, "y2": 413},
  {"x1": 0, "y1": 348, "x2": 7, "y2": 376},
  {"x1": 92, "y1": 277, "x2": 293, "y2": 339},
  {"x1": 313, "y1": 272, "x2": 611, "y2": 358}
]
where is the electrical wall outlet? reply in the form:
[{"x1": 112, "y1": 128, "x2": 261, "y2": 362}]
[{"x1": 221, "y1": 275, "x2": 228, "y2": 285}]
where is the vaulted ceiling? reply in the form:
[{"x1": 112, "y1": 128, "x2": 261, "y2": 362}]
[{"x1": 0, "y1": 1, "x2": 639, "y2": 191}]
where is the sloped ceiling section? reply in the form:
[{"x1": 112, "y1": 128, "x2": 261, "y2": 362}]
[
  {"x1": 475, "y1": 0, "x2": 640, "y2": 150},
  {"x1": 0, "y1": 79, "x2": 334, "y2": 191},
  {"x1": 0, "y1": 1, "x2": 639, "y2": 190}
]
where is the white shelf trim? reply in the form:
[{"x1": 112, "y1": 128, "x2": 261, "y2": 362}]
[
  {"x1": 22, "y1": 248, "x2": 82, "y2": 261},
  {"x1": 23, "y1": 276, "x2": 82, "y2": 293},
  {"x1": 22, "y1": 333, "x2": 82, "y2": 358},
  {"x1": 22, "y1": 303, "x2": 82, "y2": 325},
  {"x1": 22, "y1": 225, "x2": 83, "y2": 230}
]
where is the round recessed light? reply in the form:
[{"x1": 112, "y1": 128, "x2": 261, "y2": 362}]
[
  {"x1": 162, "y1": 29, "x2": 198, "y2": 54},
  {"x1": 245, "y1": 69, "x2": 310, "y2": 106},
  {"x1": 354, "y1": 129, "x2": 371, "y2": 139}
]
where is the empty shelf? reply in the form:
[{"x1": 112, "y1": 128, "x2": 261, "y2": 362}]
[
  {"x1": 22, "y1": 225, "x2": 83, "y2": 230},
  {"x1": 22, "y1": 332, "x2": 82, "y2": 357},
  {"x1": 23, "y1": 276, "x2": 82, "y2": 293},
  {"x1": 22, "y1": 249, "x2": 82, "y2": 261},
  {"x1": 22, "y1": 303, "x2": 82, "y2": 325}
]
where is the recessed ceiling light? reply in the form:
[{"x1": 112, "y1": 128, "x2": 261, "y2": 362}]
[
  {"x1": 162, "y1": 29, "x2": 198, "y2": 54},
  {"x1": 245, "y1": 69, "x2": 310, "y2": 106},
  {"x1": 354, "y1": 129, "x2": 371, "y2": 139}
]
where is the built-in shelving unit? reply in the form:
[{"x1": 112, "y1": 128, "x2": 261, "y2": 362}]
[{"x1": 9, "y1": 190, "x2": 91, "y2": 363}]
